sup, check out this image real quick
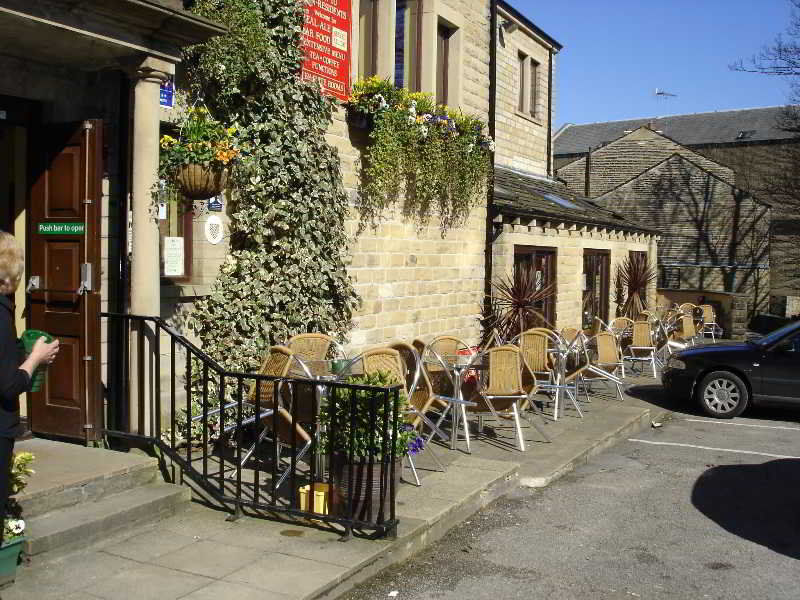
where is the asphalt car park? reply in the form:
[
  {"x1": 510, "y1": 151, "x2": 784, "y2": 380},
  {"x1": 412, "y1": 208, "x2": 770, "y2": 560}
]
[{"x1": 342, "y1": 396, "x2": 800, "y2": 600}]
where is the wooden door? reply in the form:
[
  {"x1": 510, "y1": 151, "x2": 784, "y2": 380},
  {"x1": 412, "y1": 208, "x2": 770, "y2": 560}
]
[
  {"x1": 514, "y1": 245, "x2": 557, "y2": 328},
  {"x1": 582, "y1": 250, "x2": 610, "y2": 330},
  {"x1": 28, "y1": 121, "x2": 102, "y2": 441}
]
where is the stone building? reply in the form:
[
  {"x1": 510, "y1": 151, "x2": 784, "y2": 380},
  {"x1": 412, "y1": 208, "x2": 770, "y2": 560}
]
[
  {"x1": 556, "y1": 126, "x2": 770, "y2": 314},
  {"x1": 0, "y1": 0, "x2": 224, "y2": 441},
  {"x1": 554, "y1": 106, "x2": 796, "y2": 314}
]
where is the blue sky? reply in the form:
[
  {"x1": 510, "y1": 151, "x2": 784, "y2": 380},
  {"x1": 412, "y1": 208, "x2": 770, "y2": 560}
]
[{"x1": 513, "y1": 0, "x2": 794, "y2": 128}]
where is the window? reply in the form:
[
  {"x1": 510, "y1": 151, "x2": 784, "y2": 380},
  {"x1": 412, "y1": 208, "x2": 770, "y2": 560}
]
[
  {"x1": 517, "y1": 52, "x2": 540, "y2": 119},
  {"x1": 158, "y1": 186, "x2": 193, "y2": 281},
  {"x1": 529, "y1": 59, "x2": 538, "y2": 118},
  {"x1": 582, "y1": 250, "x2": 610, "y2": 330},
  {"x1": 436, "y1": 24, "x2": 454, "y2": 105},
  {"x1": 395, "y1": 0, "x2": 420, "y2": 89},
  {"x1": 358, "y1": 0, "x2": 378, "y2": 79},
  {"x1": 514, "y1": 246, "x2": 557, "y2": 328}
]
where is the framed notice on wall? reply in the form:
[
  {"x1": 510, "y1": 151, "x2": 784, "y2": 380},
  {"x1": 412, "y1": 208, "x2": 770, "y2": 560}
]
[
  {"x1": 301, "y1": 0, "x2": 352, "y2": 101},
  {"x1": 163, "y1": 236, "x2": 184, "y2": 277}
]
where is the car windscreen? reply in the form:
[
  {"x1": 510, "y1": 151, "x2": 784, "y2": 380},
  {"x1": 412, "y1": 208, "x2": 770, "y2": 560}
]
[{"x1": 754, "y1": 320, "x2": 800, "y2": 348}]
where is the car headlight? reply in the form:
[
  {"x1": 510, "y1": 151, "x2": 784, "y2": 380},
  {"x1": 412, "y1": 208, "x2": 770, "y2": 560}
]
[{"x1": 667, "y1": 357, "x2": 686, "y2": 370}]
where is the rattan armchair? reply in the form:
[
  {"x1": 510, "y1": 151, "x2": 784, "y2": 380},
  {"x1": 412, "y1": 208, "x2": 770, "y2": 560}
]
[
  {"x1": 464, "y1": 346, "x2": 532, "y2": 451},
  {"x1": 699, "y1": 304, "x2": 722, "y2": 341},
  {"x1": 584, "y1": 331, "x2": 625, "y2": 401},
  {"x1": 624, "y1": 321, "x2": 658, "y2": 377},
  {"x1": 222, "y1": 346, "x2": 313, "y2": 491}
]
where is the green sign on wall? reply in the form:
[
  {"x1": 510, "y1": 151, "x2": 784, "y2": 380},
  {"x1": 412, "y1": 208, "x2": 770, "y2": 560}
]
[{"x1": 37, "y1": 222, "x2": 85, "y2": 235}]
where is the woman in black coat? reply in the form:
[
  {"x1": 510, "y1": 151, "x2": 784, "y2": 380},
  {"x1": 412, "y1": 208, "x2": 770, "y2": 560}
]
[{"x1": 0, "y1": 232, "x2": 59, "y2": 541}]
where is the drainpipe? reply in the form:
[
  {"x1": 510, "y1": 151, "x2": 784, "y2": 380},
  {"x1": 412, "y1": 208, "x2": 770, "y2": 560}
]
[
  {"x1": 584, "y1": 146, "x2": 592, "y2": 197},
  {"x1": 547, "y1": 47, "x2": 553, "y2": 177},
  {"x1": 484, "y1": 0, "x2": 498, "y2": 308}
]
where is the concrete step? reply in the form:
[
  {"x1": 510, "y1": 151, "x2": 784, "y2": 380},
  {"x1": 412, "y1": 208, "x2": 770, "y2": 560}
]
[
  {"x1": 25, "y1": 482, "x2": 191, "y2": 559},
  {"x1": 17, "y1": 439, "x2": 160, "y2": 519}
]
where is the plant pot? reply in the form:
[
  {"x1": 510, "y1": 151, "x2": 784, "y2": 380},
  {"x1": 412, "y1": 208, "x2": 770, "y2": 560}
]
[
  {"x1": 175, "y1": 164, "x2": 229, "y2": 200},
  {"x1": 346, "y1": 109, "x2": 373, "y2": 130},
  {"x1": 297, "y1": 482, "x2": 332, "y2": 515},
  {"x1": 0, "y1": 537, "x2": 24, "y2": 588},
  {"x1": 331, "y1": 454, "x2": 400, "y2": 525}
]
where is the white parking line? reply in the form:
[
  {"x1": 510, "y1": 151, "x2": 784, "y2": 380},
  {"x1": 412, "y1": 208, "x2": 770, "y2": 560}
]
[
  {"x1": 683, "y1": 419, "x2": 800, "y2": 432},
  {"x1": 628, "y1": 438, "x2": 800, "y2": 460}
]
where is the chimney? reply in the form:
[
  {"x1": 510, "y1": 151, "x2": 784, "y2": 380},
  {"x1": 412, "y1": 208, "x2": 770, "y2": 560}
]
[{"x1": 584, "y1": 146, "x2": 592, "y2": 197}]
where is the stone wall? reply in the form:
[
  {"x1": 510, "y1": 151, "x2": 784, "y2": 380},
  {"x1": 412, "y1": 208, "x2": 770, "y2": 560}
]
[
  {"x1": 493, "y1": 223, "x2": 657, "y2": 330},
  {"x1": 657, "y1": 288, "x2": 750, "y2": 340}
]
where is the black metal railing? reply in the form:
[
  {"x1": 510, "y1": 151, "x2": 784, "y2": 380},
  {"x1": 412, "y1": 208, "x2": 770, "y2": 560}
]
[{"x1": 101, "y1": 312, "x2": 401, "y2": 538}]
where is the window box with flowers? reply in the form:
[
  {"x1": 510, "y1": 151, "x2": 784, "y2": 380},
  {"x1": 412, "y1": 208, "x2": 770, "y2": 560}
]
[
  {"x1": 347, "y1": 77, "x2": 494, "y2": 234},
  {"x1": 159, "y1": 106, "x2": 241, "y2": 201}
]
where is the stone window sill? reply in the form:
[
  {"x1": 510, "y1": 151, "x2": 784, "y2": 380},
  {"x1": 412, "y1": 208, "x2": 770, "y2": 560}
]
[{"x1": 515, "y1": 110, "x2": 543, "y2": 126}]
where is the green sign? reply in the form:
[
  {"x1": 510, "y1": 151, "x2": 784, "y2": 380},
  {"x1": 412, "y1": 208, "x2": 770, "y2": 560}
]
[{"x1": 37, "y1": 222, "x2": 85, "y2": 235}]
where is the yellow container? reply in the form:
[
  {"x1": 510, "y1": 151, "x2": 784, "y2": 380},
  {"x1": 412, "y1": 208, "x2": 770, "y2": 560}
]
[{"x1": 297, "y1": 483, "x2": 332, "y2": 515}]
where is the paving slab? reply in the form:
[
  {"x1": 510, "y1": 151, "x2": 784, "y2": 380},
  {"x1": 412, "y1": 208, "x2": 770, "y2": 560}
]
[{"x1": 4, "y1": 376, "x2": 674, "y2": 600}]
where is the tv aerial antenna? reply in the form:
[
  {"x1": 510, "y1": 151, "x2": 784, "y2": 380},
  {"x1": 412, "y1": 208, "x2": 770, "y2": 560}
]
[{"x1": 655, "y1": 87, "x2": 677, "y2": 99}]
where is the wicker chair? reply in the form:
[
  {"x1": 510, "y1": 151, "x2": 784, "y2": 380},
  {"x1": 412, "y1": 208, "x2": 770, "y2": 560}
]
[
  {"x1": 464, "y1": 346, "x2": 531, "y2": 451},
  {"x1": 584, "y1": 331, "x2": 625, "y2": 401},
  {"x1": 699, "y1": 304, "x2": 722, "y2": 341},
  {"x1": 389, "y1": 342, "x2": 448, "y2": 485},
  {"x1": 561, "y1": 327, "x2": 580, "y2": 344},
  {"x1": 223, "y1": 346, "x2": 313, "y2": 491},
  {"x1": 424, "y1": 335, "x2": 476, "y2": 452},
  {"x1": 287, "y1": 333, "x2": 347, "y2": 377},
  {"x1": 557, "y1": 334, "x2": 588, "y2": 419},
  {"x1": 518, "y1": 327, "x2": 556, "y2": 388},
  {"x1": 624, "y1": 321, "x2": 658, "y2": 377}
]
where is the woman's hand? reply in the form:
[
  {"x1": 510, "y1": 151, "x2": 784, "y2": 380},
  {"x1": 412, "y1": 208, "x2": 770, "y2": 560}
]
[
  {"x1": 30, "y1": 337, "x2": 59, "y2": 368},
  {"x1": 19, "y1": 337, "x2": 60, "y2": 380}
]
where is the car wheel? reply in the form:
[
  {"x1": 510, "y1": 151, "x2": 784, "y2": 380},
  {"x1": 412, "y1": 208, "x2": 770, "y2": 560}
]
[{"x1": 697, "y1": 371, "x2": 749, "y2": 419}]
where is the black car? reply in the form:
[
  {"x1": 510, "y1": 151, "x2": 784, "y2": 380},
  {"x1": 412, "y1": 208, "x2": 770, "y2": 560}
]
[{"x1": 662, "y1": 320, "x2": 800, "y2": 418}]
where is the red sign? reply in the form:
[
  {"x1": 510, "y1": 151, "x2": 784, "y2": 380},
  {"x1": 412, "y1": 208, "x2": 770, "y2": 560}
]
[{"x1": 301, "y1": 0, "x2": 352, "y2": 102}]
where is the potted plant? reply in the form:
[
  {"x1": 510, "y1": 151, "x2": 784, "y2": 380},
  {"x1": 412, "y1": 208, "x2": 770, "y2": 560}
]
[
  {"x1": 0, "y1": 452, "x2": 34, "y2": 588},
  {"x1": 319, "y1": 371, "x2": 420, "y2": 526},
  {"x1": 159, "y1": 106, "x2": 240, "y2": 200},
  {"x1": 613, "y1": 254, "x2": 657, "y2": 320}
]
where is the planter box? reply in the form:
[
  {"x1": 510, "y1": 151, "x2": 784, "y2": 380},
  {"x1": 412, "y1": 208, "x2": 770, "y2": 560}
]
[
  {"x1": 0, "y1": 537, "x2": 25, "y2": 588},
  {"x1": 297, "y1": 482, "x2": 332, "y2": 515},
  {"x1": 331, "y1": 455, "x2": 400, "y2": 526}
]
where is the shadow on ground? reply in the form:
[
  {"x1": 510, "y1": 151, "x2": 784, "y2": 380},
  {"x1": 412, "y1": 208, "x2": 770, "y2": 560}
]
[
  {"x1": 691, "y1": 459, "x2": 800, "y2": 560},
  {"x1": 624, "y1": 382, "x2": 696, "y2": 415}
]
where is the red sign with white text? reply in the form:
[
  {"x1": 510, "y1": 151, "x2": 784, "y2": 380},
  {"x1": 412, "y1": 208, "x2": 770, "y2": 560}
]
[{"x1": 301, "y1": 0, "x2": 352, "y2": 102}]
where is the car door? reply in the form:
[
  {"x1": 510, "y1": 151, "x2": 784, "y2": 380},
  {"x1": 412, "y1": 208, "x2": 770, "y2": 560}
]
[{"x1": 758, "y1": 331, "x2": 800, "y2": 402}]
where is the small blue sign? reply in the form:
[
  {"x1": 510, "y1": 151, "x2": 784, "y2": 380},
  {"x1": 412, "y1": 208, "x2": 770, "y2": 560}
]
[
  {"x1": 160, "y1": 78, "x2": 174, "y2": 109},
  {"x1": 208, "y1": 196, "x2": 223, "y2": 212}
]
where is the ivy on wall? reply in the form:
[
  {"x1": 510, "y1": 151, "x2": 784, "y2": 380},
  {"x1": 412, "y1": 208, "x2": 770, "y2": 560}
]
[{"x1": 183, "y1": 0, "x2": 359, "y2": 374}]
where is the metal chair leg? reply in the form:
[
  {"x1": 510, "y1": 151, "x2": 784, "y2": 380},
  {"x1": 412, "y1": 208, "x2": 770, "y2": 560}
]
[
  {"x1": 405, "y1": 455, "x2": 421, "y2": 487},
  {"x1": 511, "y1": 402, "x2": 525, "y2": 452},
  {"x1": 460, "y1": 404, "x2": 471, "y2": 453}
]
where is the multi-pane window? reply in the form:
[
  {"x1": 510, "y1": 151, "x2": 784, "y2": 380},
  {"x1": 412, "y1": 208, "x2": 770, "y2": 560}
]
[
  {"x1": 514, "y1": 246, "x2": 557, "y2": 328},
  {"x1": 436, "y1": 24, "x2": 454, "y2": 105},
  {"x1": 358, "y1": 0, "x2": 378, "y2": 80},
  {"x1": 394, "y1": 0, "x2": 420, "y2": 89}
]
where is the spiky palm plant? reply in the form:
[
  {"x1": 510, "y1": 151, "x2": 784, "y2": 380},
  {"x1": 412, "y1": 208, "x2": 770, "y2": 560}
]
[
  {"x1": 616, "y1": 254, "x2": 657, "y2": 319},
  {"x1": 480, "y1": 268, "x2": 556, "y2": 345}
]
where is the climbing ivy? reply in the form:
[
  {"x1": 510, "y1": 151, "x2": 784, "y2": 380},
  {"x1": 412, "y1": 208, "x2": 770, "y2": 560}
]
[{"x1": 183, "y1": 0, "x2": 359, "y2": 374}]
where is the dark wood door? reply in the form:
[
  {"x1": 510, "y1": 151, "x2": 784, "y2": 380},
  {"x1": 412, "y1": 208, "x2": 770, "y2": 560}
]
[
  {"x1": 28, "y1": 121, "x2": 102, "y2": 441},
  {"x1": 514, "y1": 245, "x2": 557, "y2": 328},
  {"x1": 583, "y1": 250, "x2": 610, "y2": 330}
]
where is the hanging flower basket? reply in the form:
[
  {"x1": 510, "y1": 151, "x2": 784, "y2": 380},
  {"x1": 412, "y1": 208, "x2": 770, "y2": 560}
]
[{"x1": 175, "y1": 164, "x2": 229, "y2": 200}]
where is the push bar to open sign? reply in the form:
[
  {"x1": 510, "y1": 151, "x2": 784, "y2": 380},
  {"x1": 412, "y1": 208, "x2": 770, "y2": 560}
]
[{"x1": 37, "y1": 222, "x2": 85, "y2": 235}]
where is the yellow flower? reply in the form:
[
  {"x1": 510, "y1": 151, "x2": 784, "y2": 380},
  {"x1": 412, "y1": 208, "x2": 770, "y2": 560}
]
[
  {"x1": 160, "y1": 135, "x2": 177, "y2": 149},
  {"x1": 226, "y1": 126, "x2": 237, "y2": 135}
]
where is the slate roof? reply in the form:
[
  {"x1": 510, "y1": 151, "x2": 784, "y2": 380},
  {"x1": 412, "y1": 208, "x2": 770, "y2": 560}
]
[
  {"x1": 554, "y1": 106, "x2": 796, "y2": 156},
  {"x1": 493, "y1": 166, "x2": 659, "y2": 234}
]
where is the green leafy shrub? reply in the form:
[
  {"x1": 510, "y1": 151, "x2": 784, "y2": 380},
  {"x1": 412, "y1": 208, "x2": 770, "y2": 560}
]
[
  {"x1": 348, "y1": 76, "x2": 493, "y2": 234},
  {"x1": 319, "y1": 371, "x2": 420, "y2": 459},
  {"x1": 4, "y1": 452, "x2": 34, "y2": 541}
]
